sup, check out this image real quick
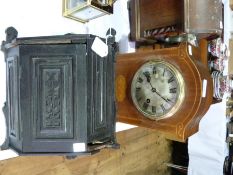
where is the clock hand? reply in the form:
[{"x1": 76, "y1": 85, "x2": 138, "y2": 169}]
[
  {"x1": 143, "y1": 71, "x2": 169, "y2": 103},
  {"x1": 152, "y1": 88, "x2": 169, "y2": 103},
  {"x1": 143, "y1": 72, "x2": 154, "y2": 89},
  {"x1": 148, "y1": 81, "x2": 154, "y2": 89}
]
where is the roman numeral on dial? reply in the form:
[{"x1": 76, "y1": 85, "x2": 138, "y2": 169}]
[
  {"x1": 136, "y1": 96, "x2": 142, "y2": 102},
  {"x1": 163, "y1": 69, "x2": 166, "y2": 76},
  {"x1": 168, "y1": 76, "x2": 175, "y2": 83},
  {"x1": 143, "y1": 102, "x2": 149, "y2": 110},
  {"x1": 136, "y1": 87, "x2": 141, "y2": 92},
  {"x1": 160, "y1": 104, "x2": 166, "y2": 112},
  {"x1": 152, "y1": 106, "x2": 156, "y2": 113},
  {"x1": 143, "y1": 71, "x2": 150, "y2": 76},
  {"x1": 169, "y1": 88, "x2": 177, "y2": 93},
  {"x1": 137, "y1": 77, "x2": 143, "y2": 83},
  {"x1": 153, "y1": 66, "x2": 157, "y2": 74}
]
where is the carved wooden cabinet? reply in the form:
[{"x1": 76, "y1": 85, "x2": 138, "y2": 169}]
[{"x1": 1, "y1": 27, "x2": 118, "y2": 156}]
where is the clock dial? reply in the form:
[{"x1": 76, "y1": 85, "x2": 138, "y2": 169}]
[{"x1": 131, "y1": 60, "x2": 185, "y2": 120}]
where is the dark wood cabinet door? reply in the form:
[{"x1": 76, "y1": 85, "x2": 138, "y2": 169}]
[{"x1": 20, "y1": 44, "x2": 87, "y2": 153}]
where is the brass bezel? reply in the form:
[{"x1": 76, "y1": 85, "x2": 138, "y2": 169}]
[{"x1": 131, "y1": 60, "x2": 185, "y2": 120}]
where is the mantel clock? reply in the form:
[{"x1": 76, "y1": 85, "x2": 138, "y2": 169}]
[{"x1": 116, "y1": 42, "x2": 213, "y2": 142}]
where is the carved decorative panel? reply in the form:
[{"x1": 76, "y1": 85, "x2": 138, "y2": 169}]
[
  {"x1": 32, "y1": 57, "x2": 73, "y2": 139},
  {"x1": 6, "y1": 57, "x2": 19, "y2": 139}
]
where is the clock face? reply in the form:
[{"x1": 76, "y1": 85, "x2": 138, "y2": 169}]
[{"x1": 131, "y1": 60, "x2": 185, "y2": 120}]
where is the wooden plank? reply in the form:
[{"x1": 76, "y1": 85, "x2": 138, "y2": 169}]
[
  {"x1": 37, "y1": 164, "x2": 72, "y2": 175},
  {"x1": 230, "y1": 0, "x2": 233, "y2": 10},
  {"x1": 228, "y1": 39, "x2": 233, "y2": 74},
  {"x1": 0, "y1": 127, "x2": 172, "y2": 175},
  {"x1": 0, "y1": 156, "x2": 64, "y2": 175}
]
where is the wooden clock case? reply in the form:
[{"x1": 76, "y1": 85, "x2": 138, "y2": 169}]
[
  {"x1": 116, "y1": 42, "x2": 213, "y2": 142},
  {"x1": 128, "y1": 0, "x2": 223, "y2": 42}
]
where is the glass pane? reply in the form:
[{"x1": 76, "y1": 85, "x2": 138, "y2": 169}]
[
  {"x1": 72, "y1": 6, "x2": 105, "y2": 21},
  {"x1": 68, "y1": 0, "x2": 87, "y2": 9}
]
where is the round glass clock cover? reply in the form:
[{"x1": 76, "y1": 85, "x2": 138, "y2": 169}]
[{"x1": 131, "y1": 60, "x2": 185, "y2": 120}]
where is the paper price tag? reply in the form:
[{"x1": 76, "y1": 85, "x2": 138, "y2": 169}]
[
  {"x1": 91, "y1": 37, "x2": 108, "y2": 58},
  {"x1": 188, "y1": 45, "x2": 192, "y2": 55},
  {"x1": 73, "y1": 143, "x2": 86, "y2": 152},
  {"x1": 220, "y1": 21, "x2": 223, "y2": 29},
  {"x1": 202, "y1": 79, "x2": 207, "y2": 98}
]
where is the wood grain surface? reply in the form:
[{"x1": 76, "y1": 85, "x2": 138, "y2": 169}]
[{"x1": 0, "y1": 127, "x2": 172, "y2": 175}]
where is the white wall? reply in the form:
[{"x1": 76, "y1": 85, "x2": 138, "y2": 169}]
[{"x1": 87, "y1": 0, "x2": 135, "y2": 53}]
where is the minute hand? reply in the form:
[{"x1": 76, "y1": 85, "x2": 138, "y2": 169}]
[{"x1": 153, "y1": 89, "x2": 169, "y2": 103}]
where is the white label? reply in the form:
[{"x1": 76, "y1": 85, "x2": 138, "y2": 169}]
[
  {"x1": 230, "y1": 79, "x2": 233, "y2": 89},
  {"x1": 91, "y1": 37, "x2": 108, "y2": 58},
  {"x1": 202, "y1": 79, "x2": 207, "y2": 98},
  {"x1": 220, "y1": 21, "x2": 223, "y2": 29},
  {"x1": 73, "y1": 143, "x2": 86, "y2": 152},
  {"x1": 188, "y1": 45, "x2": 192, "y2": 55}
]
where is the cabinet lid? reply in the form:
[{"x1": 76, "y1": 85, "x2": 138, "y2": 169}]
[
  {"x1": 15, "y1": 34, "x2": 96, "y2": 45},
  {"x1": 1, "y1": 27, "x2": 101, "y2": 50}
]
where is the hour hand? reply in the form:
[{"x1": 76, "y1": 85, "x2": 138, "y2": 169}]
[{"x1": 143, "y1": 71, "x2": 151, "y2": 82}]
